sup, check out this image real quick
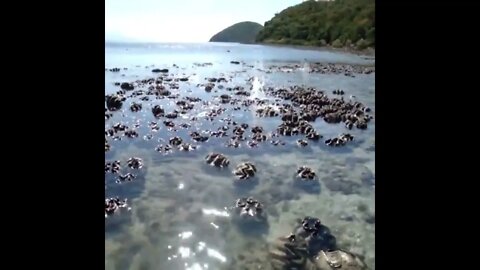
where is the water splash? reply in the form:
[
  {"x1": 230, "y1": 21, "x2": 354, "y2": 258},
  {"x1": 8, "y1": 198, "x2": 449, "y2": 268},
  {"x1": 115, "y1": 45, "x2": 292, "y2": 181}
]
[{"x1": 249, "y1": 76, "x2": 266, "y2": 100}]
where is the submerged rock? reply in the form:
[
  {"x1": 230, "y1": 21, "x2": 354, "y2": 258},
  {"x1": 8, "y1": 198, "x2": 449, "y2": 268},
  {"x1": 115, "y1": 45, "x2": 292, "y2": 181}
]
[
  {"x1": 312, "y1": 249, "x2": 367, "y2": 270},
  {"x1": 269, "y1": 235, "x2": 309, "y2": 269},
  {"x1": 292, "y1": 217, "x2": 337, "y2": 256}
]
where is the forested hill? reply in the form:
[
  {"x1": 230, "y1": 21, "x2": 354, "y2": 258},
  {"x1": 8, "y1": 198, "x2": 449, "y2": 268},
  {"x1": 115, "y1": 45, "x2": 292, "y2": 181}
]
[
  {"x1": 256, "y1": 0, "x2": 375, "y2": 49},
  {"x1": 209, "y1": 21, "x2": 264, "y2": 44}
]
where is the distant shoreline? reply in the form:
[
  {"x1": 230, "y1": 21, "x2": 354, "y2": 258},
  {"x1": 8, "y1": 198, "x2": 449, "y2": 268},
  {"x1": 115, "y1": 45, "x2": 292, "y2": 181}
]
[{"x1": 257, "y1": 42, "x2": 375, "y2": 58}]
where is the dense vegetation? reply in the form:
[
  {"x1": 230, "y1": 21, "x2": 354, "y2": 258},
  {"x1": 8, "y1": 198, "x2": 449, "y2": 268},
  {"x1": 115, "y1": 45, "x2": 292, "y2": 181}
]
[
  {"x1": 256, "y1": 0, "x2": 375, "y2": 49},
  {"x1": 209, "y1": 21, "x2": 264, "y2": 44}
]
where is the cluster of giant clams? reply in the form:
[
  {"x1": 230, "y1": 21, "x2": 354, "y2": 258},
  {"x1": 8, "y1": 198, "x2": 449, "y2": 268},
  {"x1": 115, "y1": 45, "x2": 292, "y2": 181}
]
[{"x1": 105, "y1": 61, "x2": 374, "y2": 267}]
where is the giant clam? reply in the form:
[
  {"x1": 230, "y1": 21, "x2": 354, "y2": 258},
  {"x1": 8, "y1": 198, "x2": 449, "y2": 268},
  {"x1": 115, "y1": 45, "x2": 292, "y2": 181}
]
[
  {"x1": 105, "y1": 197, "x2": 130, "y2": 218},
  {"x1": 233, "y1": 197, "x2": 267, "y2": 224},
  {"x1": 325, "y1": 133, "x2": 354, "y2": 147},
  {"x1": 205, "y1": 153, "x2": 229, "y2": 167},
  {"x1": 127, "y1": 157, "x2": 143, "y2": 169},
  {"x1": 105, "y1": 160, "x2": 121, "y2": 174},
  {"x1": 233, "y1": 162, "x2": 257, "y2": 180},
  {"x1": 296, "y1": 166, "x2": 316, "y2": 180},
  {"x1": 151, "y1": 105, "x2": 165, "y2": 118}
]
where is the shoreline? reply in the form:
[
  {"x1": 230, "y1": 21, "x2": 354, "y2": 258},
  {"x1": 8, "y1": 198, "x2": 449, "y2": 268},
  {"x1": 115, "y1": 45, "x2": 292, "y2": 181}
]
[{"x1": 257, "y1": 42, "x2": 375, "y2": 58}]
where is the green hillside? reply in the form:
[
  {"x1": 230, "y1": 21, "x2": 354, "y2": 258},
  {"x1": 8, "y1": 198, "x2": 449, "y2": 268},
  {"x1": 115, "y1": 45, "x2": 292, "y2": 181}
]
[
  {"x1": 209, "y1": 21, "x2": 264, "y2": 44},
  {"x1": 256, "y1": 0, "x2": 375, "y2": 49}
]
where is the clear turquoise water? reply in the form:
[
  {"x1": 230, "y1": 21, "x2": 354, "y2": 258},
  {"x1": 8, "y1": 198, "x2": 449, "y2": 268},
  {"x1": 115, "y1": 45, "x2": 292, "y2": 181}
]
[{"x1": 105, "y1": 42, "x2": 375, "y2": 270}]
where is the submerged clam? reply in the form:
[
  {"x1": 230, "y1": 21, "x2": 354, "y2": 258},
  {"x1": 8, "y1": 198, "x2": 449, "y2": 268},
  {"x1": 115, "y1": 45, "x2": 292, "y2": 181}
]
[
  {"x1": 297, "y1": 139, "x2": 309, "y2": 147},
  {"x1": 115, "y1": 173, "x2": 136, "y2": 183},
  {"x1": 226, "y1": 139, "x2": 241, "y2": 148},
  {"x1": 294, "y1": 167, "x2": 321, "y2": 193},
  {"x1": 296, "y1": 166, "x2": 316, "y2": 180},
  {"x1": 251, "y1": 126, "x2": 263, "y2": 133},
  {"x1": 105, "y1": 197, "x2": 130, "y2": 218},
  {"x1": 252, "y1": 133, "x2": 267, "y2": 142},
  {"x1": 190, "y1": 131, "x2": 209, "y2": 142},
  {"x1": 105, "y1": 94, "x2": 124, "y2": 111},
  {"x1": 178, "y1": 143, "x2": 196, "y2": 151},
  {"x1": 105, "y1": 160, "x2": 121, "y2": 174},
  {"x1": 306, "y1": 131, "x2": 322, "y2": 141},
  {"x1": 152, "y1": 105, "x2": 165, "y2": 118},
  {"x1": 105, "y1": 140, "x2": 110, "y2": 152},
  {"x1": 205, "y1": 153, "x2": 229, "y2": 167},
  {"x1": 233, "y1": 197, "x2": 267, "y2": 224},
  {"x1": 155, "y1": 144, "x2": 173, "y2": 154},
  {"x1": 233, "y1": 162, "x2": 257, "y2": 180},
  {"x1": 169, "y1": 136, "x2": 183, "y2": 146},
  {"x1": 127, "y1": 157, "x2": 143, "y2": 169},
  {"x1": 325, "y1": 133, "x2": 354, "y2": 147},
  {"x1": 270, "y1": 140, "x2": 285, "y2": 146},
  {"x1": 130, "y1": 102, "x2": 142, "y2": 112},
  {"x1": 124, "y1": 130, "x2": 138, "y2": 138}
]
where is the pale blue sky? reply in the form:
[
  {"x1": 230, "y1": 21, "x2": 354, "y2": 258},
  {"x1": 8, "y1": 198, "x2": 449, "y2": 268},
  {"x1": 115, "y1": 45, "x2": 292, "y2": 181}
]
[{"x1": 105, "y1": 0, "x2": 303, "y2": 42}]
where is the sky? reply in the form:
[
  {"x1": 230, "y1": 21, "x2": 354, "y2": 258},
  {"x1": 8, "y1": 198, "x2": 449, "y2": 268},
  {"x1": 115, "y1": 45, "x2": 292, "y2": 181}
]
[{"x1": 105, "y1": 0, "x2": 303, "y2": 42}]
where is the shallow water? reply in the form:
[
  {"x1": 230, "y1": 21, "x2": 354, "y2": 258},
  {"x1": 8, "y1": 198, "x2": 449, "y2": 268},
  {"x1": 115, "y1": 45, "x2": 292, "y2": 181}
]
[{"x1": 105, "y1": 42, "x2": 375, "y2": 270}]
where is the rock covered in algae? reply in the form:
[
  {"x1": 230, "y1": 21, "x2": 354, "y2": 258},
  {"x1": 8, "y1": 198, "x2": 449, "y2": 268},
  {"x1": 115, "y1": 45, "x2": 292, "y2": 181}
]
[
  {"x1": 269, "y1": 234, "x2": 310, "y2": 269},
  {"x1": 292, "y1": 217, "x2": 337, "y2": 257},
  {"x1": 269, "y1": 217, "x2": 367, "y2": 270},
  {"x1": 311, "y1": 249, "x2": 368, "y2": 270}
]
